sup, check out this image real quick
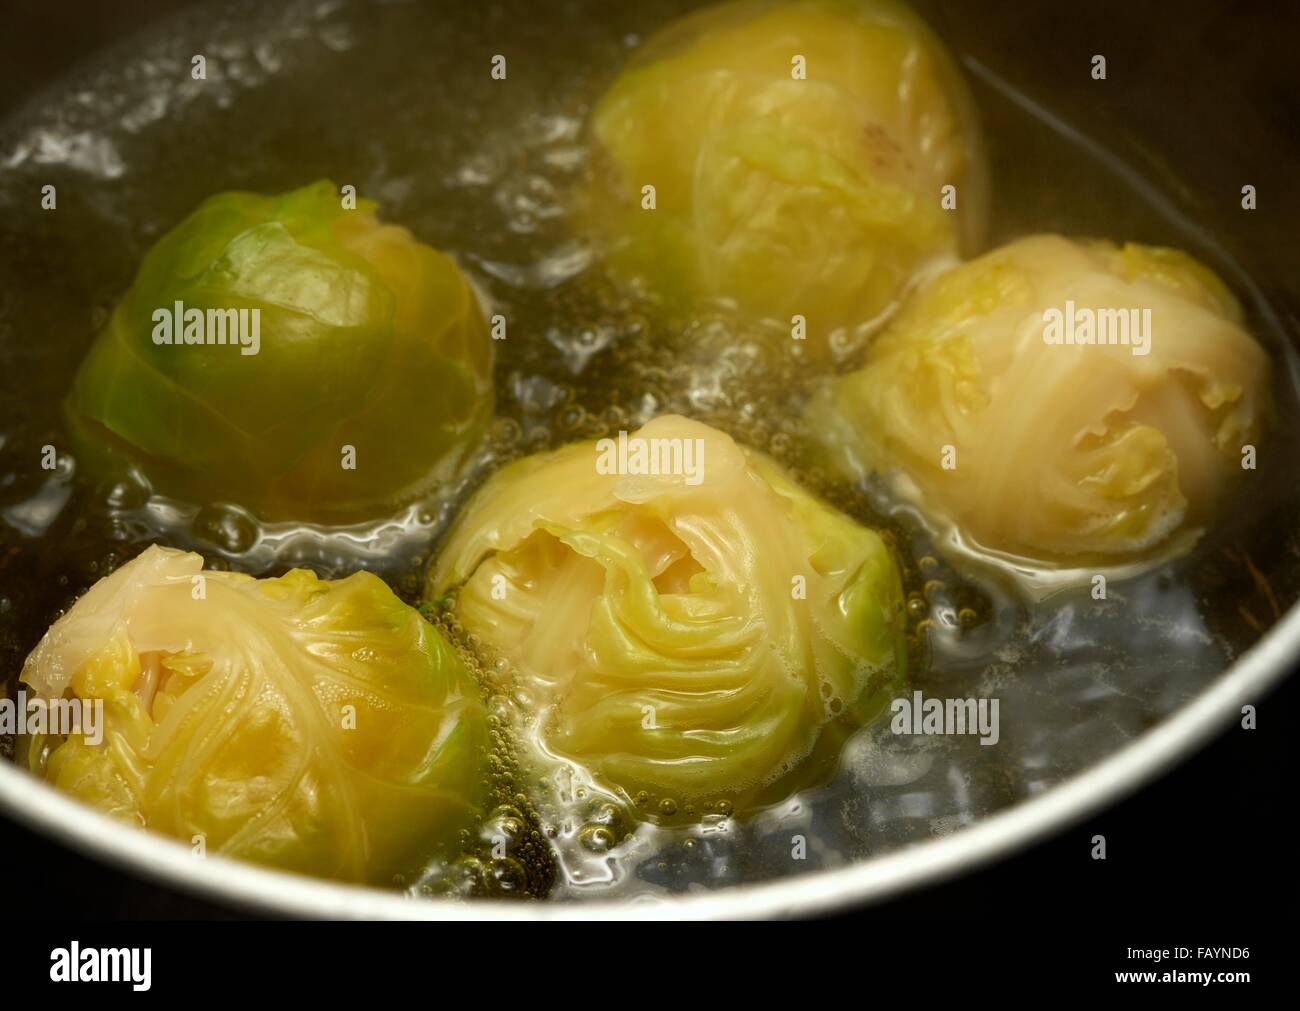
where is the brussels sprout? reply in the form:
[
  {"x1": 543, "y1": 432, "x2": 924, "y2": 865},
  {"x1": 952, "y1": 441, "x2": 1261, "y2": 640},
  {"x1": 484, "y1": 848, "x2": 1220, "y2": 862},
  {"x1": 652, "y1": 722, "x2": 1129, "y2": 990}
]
[
  {"x1": 427, "y1": 415, "x2": 907, "y2": 818},
  {"x1": 586, "y1": 0, "x2": 987, "y2": 359},
  {"x1": 67, "y1": 180, "x2": 493, "y2": 521},
  {"x1": 813, "y1": 235, "x2": 1271, "y2": 565},
  {"x1": 21, "y1": 545, "x2": 489, "y2": 884}
]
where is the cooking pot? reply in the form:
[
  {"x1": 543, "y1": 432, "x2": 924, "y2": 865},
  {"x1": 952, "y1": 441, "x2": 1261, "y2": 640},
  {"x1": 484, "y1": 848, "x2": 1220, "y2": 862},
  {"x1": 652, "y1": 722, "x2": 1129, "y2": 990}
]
[{"x1": 0, "y1": 0, "x2": 1296, "y2": 919}]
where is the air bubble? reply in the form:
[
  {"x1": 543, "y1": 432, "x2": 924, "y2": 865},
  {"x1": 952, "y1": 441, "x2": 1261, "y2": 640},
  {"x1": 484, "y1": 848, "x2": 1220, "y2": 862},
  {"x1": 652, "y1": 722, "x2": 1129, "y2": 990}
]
[
  {"x1": 491, "y1": 417, "x2": 522, "y2": 449},
  {"x1": 488, "y1": 804, "x2": 525, "y2": 839},
  {"x1": 557, "y1": 405, "x2": 586, "y2": 432},
  {"x1": 578, "y1": 823, "x2": 617, "y2": 853},
  {"x1": 192, "y1": 504, "x2": 259, "y2": 554},
  {"x1": 487, "y1": 857, "x2": 528, "y2": 894},
  {"x1": 99, "y1": 471, "x2": 150, "y2": 511}
]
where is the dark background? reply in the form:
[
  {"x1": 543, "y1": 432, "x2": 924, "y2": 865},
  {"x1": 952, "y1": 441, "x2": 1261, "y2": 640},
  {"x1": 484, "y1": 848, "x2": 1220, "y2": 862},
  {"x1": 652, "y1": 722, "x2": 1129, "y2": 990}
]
[{"x1": 1, "y1": 0, "x2": 1295, "y2": 922}]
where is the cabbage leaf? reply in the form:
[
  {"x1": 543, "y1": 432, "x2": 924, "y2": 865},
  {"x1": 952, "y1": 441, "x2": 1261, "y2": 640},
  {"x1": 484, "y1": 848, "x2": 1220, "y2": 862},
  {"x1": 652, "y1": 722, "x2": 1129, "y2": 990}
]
[
  {"x1": 428, "y1": 415, "x2": 906, "y2": 817},
  {"x1": 66, "y1": 180, "x2": 493, "y2": 521},
  {"x1": 587, "y1": 0, "x2": 987, "y2": 358},
  {"x1": 813, "y1": 235, "x2": 1271, "y2": 564},
  {"x1": 22, "y1": 545, "x2": 489, "y2": 884}
]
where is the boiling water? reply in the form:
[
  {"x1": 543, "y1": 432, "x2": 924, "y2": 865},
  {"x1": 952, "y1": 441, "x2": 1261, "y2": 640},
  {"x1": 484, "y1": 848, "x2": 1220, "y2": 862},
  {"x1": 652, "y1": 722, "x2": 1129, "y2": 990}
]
[{"x1": 1, "y1": 0, "x2": 1298, "y2": 903}]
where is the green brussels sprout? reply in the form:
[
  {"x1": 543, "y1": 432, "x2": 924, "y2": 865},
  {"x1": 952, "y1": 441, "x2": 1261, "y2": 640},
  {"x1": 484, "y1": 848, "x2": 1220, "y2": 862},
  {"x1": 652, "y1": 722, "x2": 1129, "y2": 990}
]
[
  {"x1": 587, "y1": 0, "x2": 987, "y2": 359},
  {"x1": 66, "y1": 180, "x2": 493, "y2": 521},
  {"x1": 427, "y1": 415, "x2": 907, "y2": 819},
  {"x1": 21, "y1": 545, "x2": 489, "y2": 884},
  {"x1": 812, "y1": 235, "x2": 1271, "y2": 566}
]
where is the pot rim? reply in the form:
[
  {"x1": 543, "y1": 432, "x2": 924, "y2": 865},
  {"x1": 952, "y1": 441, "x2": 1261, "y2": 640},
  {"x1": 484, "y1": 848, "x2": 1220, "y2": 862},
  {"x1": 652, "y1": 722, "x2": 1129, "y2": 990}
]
[{"x1": 1, "y1": 592, "x2": 1294, "y2": 920}]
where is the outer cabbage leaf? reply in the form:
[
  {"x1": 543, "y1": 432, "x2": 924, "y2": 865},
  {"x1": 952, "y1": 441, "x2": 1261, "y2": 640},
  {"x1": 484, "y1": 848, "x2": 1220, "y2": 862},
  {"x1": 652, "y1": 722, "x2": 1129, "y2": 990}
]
[
  {"x1": 66, "y1": 180, "x2": 493, "y2": 521},
  {"x1": 587, "y1": 0, "x2": 987, "y2": 359},
  {"x1": 21, "y1": 545, "x2": 489, "y2": 884},
  {"x1": 813, "y1": 234, "x2": 1271, "y2": 564},
  {"x1": 428, "y1": 415, "x2": 906, "y2": 816}
]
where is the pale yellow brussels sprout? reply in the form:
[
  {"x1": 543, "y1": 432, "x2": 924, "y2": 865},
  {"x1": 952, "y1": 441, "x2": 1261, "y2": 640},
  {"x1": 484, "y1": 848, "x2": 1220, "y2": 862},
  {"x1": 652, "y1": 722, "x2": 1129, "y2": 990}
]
[
  {"x1": 21, "y1": 545, "x2": 489, "y2": 884},
  {"x1": 813, "y1": 235, "x2": 1271, "y2": 567},
  {"x1": 587, "y1": 0, "x2": 987, "y2": 359},
  {"x1": 428, "y1": 415, "x2": 907, "y2": 818}
]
